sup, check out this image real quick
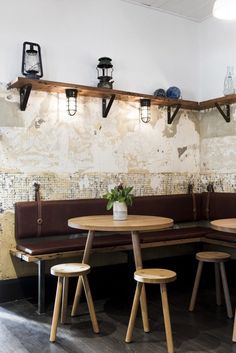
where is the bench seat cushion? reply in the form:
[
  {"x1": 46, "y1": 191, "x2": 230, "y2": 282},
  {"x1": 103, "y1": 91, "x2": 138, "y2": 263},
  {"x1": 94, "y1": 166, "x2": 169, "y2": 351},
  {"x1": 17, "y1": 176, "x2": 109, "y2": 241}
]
[
  {"x1": 16, "y1": 226, "x2": 210, "y2": 255},
  {"x1": 140, "y1": 227, "x2": 209, "y2": 243},
  {"x1": 206, "y1": 231, "x2": 236, "y2": 243},
  {"x1": 17, "y1": 233, "x2": 132, "y2": 255}
]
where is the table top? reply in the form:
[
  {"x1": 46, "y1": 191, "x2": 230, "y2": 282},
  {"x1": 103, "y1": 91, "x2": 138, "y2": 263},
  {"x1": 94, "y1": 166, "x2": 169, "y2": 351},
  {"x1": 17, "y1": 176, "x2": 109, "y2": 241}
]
[
  {"x1": 68, "y1": 215, "x2": 173, "y2": 232},
  {"x1": 210, "y1": 218, "x2": 236, "y2": 234}
]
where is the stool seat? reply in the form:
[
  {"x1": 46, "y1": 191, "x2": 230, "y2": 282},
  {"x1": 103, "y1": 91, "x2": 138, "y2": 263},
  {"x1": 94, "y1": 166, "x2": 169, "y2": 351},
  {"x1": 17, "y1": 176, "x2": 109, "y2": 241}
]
[
  {"x1": 134, "y1": 269, "x2": 177, "y2": 284},
  {"x1": 126, "y1": 268, "x2": 176, "y2": 353},
  {"x1": 51, "y1": 263, "x2": 90, "y2": 277},
  {"x1": 189, "y1": 251, "x2": 233, "y2": 319},
  {"x1": 196, "y1": 251, "x2": 231, "y2": 263},
  {"x1": 50, "y1": 262, "x2": 99, "y2": 342}
]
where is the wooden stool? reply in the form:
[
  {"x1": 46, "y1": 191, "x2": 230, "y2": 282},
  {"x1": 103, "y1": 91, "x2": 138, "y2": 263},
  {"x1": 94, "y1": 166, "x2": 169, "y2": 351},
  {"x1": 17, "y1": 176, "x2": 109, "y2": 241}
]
[
  {"x1": 49, "y1": 263, "x2": 99, "y2": 342},
  {"x1": 125, "y1": 268, "x2": 176, "y2": 353},
  {"x1": 189, "y1": 251, "x2": 233, "y2": 318}
]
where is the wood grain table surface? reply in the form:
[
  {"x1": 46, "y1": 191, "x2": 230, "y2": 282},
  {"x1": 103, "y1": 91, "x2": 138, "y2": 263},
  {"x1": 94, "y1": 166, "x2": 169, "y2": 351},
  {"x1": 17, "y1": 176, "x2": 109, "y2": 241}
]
[{"x1": 210, "y1": 218, "x2": 236, "y2": 234}]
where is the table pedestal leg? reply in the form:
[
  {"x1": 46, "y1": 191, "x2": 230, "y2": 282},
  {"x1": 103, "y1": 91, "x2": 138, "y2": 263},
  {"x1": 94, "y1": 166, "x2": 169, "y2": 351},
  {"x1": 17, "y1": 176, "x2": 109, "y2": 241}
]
[
  {"x1": 131, "y1": 231, "x2": 150, "y2": 332},
  {"x1": 71, "y1": 230, "x2": 95, "y2": 316}
]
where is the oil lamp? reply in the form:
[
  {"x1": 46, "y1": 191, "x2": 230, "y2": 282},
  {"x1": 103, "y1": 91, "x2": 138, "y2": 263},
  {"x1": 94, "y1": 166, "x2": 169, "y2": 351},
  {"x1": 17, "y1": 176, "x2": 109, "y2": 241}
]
[
  {"x1": 21, "y1": 41, "x2": 43, "y2": 79},
  {"x1": 96, "y1": 57, "x2": 114, "y2": 89}
]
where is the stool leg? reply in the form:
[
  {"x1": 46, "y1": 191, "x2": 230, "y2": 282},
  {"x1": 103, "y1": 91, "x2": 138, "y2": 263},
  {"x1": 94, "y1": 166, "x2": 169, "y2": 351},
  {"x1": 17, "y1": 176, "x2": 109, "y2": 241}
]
[
  {"x1": 140, "y1": 285, "x2": 149, "y2": 332},
  {"x1": 215, "y1": 263, "x2": 221, "y2": 306},
  {"x1": 125, "y1": 282, "x2": 143, "y2": 343},
  {"x1": 189, "y1": 261, "x2": 203, "y2": 311},
  {"x1": 61, "y1": 277, "x2": 69, "y2": 324},
  {"x1": 232, "y1": 309, "x2": 236, "y2": 341},
  {"x1": 71, "y1": 230, "x2": 95, "y2": 316},
  {"x1": 160, "y1": 283, "x2": 174, "y2": 353},
  {"x1": 50, "y1": 277, "x2": 63, "y2": 342},
  {"x1": 71, "y1": 276, "x2": 83, "y2": 317},
  {"x1": 131, "y1": 231, "x2": 150, "y2": 332},
  {"x1": 219, "y1": 262, "x2": 233, "y2": 319},
  {"x1": 82, "y1": 275, "x2": 99, "y2": 333}
]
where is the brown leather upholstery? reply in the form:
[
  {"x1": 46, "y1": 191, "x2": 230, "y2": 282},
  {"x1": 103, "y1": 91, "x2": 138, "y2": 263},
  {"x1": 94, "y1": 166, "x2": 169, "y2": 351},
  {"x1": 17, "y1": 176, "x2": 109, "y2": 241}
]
[
  {"x1": 15, "y1": 198, "x2": 109, "y2": 239},
  {"x1": 140, "y1": 227, "x2": 208, "y2": 243},
  {"x1": 201, "y1": 192, "x2": 236, "y2": 221},
  {"x1": 17, "y1": 236, "x2": 86, "y2": 255},
  {"x1": 206, "y1": 231, "x2": 236, "y2": 243},
  {"x1": 130, "y1": 194, "x2": 202, "y2": 222},
  {"x1": 14, "y1": 192, "x2": 236, "y2": 256},
  {"x1": 17, "y1": 233, "x2": 132, "y2": 255}
]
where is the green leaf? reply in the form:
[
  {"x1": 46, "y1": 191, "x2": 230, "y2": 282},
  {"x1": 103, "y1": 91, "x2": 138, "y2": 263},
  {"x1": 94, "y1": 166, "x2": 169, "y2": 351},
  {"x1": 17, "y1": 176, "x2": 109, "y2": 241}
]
[
  {"x1": 106, "y1": 200, "x2": 114, "y2": 210},
  {"x1": 103, "y1": 184, "x2": 134, "y2": 209}
]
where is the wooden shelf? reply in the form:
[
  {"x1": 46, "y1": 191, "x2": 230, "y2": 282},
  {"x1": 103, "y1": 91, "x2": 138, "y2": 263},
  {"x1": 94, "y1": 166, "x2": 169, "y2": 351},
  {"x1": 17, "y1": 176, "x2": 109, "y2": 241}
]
[
  {"x1": 199, "y1": 94, "x2": 236, "y2": 110},
  {"x1": 8, "y1": 77, "x2": 236, "y2": 123},
  {"x1": 8, "y1": 77, "x2": 199, "y2": 111}
]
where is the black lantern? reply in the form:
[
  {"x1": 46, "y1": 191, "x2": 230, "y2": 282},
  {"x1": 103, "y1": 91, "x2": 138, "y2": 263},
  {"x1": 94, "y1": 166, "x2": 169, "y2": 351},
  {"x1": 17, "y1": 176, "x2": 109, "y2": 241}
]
[
  {"x1": 65, "y1": 89, "x2": 78, "y2": 116},
  {"x1": 22, "y1": 41, "x2": 43, "y2": 79},
  {"x1": 96, "y1": 57, "x2": 114, "y2": 89},
  {"x1": 140, "y1": 99, "x2": 151, "y2": 123}
]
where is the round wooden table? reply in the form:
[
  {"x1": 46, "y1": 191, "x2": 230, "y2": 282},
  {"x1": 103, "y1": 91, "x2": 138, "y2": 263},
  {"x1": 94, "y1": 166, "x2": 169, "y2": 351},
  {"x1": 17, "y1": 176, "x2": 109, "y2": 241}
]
[
  {"x1": 211, "y1": 218, "x2": 236, "y2": 234},
  {"x1": 210, "y1": 218, "x2": 236, "y2": 342},
  {"x1": 68, "y1": 215, "x2": 173, "y2": 333}
]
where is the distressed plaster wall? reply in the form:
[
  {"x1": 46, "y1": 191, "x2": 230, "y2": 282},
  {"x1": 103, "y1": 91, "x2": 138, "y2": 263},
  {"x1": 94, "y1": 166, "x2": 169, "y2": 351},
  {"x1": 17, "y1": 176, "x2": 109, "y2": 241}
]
[
  {"x1": 0, "y1": 85, "x2": 200, "y2": 279},
  {"x1": 200, "y1": 106, "x2": 236, "y2": 192}
]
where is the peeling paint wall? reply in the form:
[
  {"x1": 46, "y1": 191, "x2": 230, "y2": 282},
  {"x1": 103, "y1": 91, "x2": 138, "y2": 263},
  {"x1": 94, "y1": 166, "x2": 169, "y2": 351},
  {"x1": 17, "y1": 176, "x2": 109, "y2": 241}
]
[
  {"x1": 200, "y1": 106, "x2": 236, "y2": 192},
  {"x1": 0, "y1": 85, "x2": 201, "y2": 279}
]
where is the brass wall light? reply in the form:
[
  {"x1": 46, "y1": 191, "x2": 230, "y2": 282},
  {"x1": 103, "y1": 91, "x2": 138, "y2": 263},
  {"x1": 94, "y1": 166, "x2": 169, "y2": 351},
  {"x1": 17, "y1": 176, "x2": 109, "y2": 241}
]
[
  {"x1": 140, "y1": 99, "x2": 151, "y2": 123},
  {"x1": 65, "y1": 89, "x2": 78, "y2": 116}
]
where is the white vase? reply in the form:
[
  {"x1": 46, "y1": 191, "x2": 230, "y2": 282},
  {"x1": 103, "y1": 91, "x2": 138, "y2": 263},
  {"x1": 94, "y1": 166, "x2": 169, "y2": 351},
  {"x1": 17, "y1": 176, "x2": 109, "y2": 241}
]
[{"x1": 113, "y1": 201, "x2": 128, "y2": 221}]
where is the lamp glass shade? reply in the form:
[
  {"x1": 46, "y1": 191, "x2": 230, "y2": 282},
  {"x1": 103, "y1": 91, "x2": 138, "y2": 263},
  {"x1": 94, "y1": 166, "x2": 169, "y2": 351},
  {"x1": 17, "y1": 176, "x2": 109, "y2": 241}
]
[
  {"x1": 140, "y1": 99, "x2": 151, "y2": 123},
  {"x1": 65, "y1": 89, "x2": 78, "y2": 116},
  {"x1": 213, "y1": 0, "x2": 236, "y2": 19}
]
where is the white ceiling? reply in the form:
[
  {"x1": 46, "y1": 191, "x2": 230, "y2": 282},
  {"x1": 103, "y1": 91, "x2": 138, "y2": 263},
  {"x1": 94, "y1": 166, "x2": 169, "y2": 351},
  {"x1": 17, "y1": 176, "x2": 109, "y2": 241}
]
[{"x1": 121, "y1": 0, "x2": 216, "y2": 22}]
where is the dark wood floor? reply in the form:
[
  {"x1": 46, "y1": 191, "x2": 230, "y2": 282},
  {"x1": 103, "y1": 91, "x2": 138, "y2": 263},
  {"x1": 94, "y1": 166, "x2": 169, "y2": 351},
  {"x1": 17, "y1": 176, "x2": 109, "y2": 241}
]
[{"x1": 1, "y1": 285, "x2": 236, "y2": 353}]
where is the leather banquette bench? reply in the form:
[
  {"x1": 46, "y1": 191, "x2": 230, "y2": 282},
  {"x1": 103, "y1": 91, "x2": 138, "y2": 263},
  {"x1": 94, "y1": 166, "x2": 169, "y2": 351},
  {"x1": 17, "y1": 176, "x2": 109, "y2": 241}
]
[{"x1": 10, "y1": 192, "x2": 236, "y2": 313}]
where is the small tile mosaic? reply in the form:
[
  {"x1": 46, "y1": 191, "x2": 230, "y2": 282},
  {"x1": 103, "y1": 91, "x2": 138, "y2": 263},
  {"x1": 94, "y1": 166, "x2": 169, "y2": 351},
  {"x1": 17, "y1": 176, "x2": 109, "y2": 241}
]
[
  {"x1": 0, "y1": 172, "x2": 203, "y2": 212},
  {"x1": 200, "y1": 173, "x2": 236, "y2": 193},
  {"x1": 2, "y1": 172, "x2": 236, "y2": 213}
]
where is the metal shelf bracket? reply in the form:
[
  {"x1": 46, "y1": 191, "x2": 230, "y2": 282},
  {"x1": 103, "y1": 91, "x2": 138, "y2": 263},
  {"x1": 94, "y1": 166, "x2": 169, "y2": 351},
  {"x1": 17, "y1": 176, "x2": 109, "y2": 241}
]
[
  {"x1": 167, "y1": 104, "x2": 181, "y2": 124},
  {"x1": 215, "y1": 103, "x2": 230, "y2": 122},
  {"x1": 20, "y1": 84, "x2": 32, "y2": 111},
  {"x1": 102, "y1": 94, "x2": 116, "y2": 118}
]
